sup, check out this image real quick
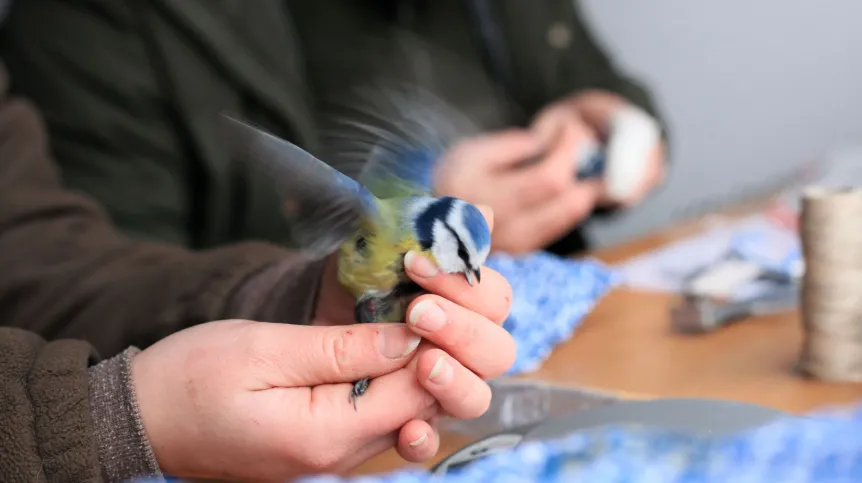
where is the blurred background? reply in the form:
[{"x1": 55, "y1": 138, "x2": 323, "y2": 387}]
[{"x1": 582, "y1": 0, "x2": 862, "y2": 246}]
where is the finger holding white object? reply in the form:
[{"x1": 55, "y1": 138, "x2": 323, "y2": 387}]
[{"x1": 602, "y1": 104, "x2": 661, "y2": 202}]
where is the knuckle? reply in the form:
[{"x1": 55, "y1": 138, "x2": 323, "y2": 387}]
[
  {"x1": 542, "y1": 166, "x2": 569, "y2": 194},
  {"x1": 444, "y1": 310, "x2": 479, "y2": 350},
  {"x1": 418, "y1": 400, "x2": 441, "y2": 421},
  {"x1": 321, "y1": 328, "x2": 355, "y2": 377}
]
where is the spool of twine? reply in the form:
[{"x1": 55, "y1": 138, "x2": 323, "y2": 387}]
[{"x1": 799, "y1": 186, "x2": 862, "y2": 382}]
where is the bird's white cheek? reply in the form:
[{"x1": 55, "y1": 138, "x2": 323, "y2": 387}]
[{"x1": 431, "y1": 221, "x2": 463, "y2": 274}]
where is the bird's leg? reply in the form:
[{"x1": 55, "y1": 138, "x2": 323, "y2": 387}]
[
  {"x1": 348, "y1": 377, "x2": 370, "y2": 410},
  {"x1": 354, "y1": 290, "x2": 394, "y2": 324},
  {"x1": 350, "y1": 290, "x2": 396, "y2": 410}
]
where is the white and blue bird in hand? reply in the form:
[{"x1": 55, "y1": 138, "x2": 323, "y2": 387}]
[{"x1": 219, "y1": 85, "x2": 492, "y2": 409}]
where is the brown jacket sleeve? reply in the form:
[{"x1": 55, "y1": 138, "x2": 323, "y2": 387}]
[
  {"x1": 0, "y1": 327, "x2": 103, "y2": 483},
  {"x1": 0, "y1": 327, "x2": 168, "y2": 483},
  {"x1": 0, "y1": 62, "x2": 325, "y2": 358}
]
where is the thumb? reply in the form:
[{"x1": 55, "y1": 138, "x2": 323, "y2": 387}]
[{"x1": 272, "y1": 323, "x2": 421, "y2": 387}]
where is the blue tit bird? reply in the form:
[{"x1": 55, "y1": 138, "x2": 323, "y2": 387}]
[{"x1": 219, "y1": 83, "x2": 492, "y2": 409}]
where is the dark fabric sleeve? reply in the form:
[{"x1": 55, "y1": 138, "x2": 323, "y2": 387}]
[
  {"x1": 0, "y1": 327, "x2": 103, "y2": 483},
  {"x1": 562, "y1": 1, "x2": 670, "y2": 148},
  {"x1": 500, "y1": 0, "x2": 670, "y2": 249},
  {"x1": 0, "y1": 0, "x2": 195, "y2": 246},
  {"x1": 497, "y1": 0, "x2": 669, "y2": 143},
  {"x1": 0, "y1": 60, "x2": 323, "y2": 358}
]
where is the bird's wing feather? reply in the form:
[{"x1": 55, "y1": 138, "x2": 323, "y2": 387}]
[
  {"x1": 319, "y1": 82, "x2": 480, "y2": 200},
  {"x1": 218, "y1": 114, "x2": 380, "y2": 260}
]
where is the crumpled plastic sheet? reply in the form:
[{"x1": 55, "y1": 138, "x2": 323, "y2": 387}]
[
  {"x1": 483, "y1": 251, "x2": 619, "y2": 375},
  {"x1": 295, "y1": 404, "x2": 862, "y2": 483},
  {"x1": 131, "y1": 404, "x2": 862, "y2": 483}
]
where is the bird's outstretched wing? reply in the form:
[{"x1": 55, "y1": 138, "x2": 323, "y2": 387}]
[
  {"x1": 219, "y1": 114, "x2": 380, "y2": 260},
  {"x1": 319, "y1": 82, "x2": 480, "y2": 200}
]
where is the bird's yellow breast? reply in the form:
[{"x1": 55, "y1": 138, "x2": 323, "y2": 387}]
[{"x1": 336, "y1": 230, "x2": 436, "y2": 300}]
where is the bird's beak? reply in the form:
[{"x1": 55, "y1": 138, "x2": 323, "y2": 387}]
[
  {"x1": 464, "y1": 268, "x2": 481, "y2": 286},
  {"x1": 464, "y1": 270, "x2": 474, "y2": 287}
]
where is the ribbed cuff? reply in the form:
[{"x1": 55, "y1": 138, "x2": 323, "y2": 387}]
[{"x1": 88, "y1": 347, "x2": 164, "y2": 482}]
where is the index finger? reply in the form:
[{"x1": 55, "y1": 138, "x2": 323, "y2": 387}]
[
  {"x1": 403, "y1": 251, "x2": 512, "y2": 325},
  {"x1": 507, "y1": 113, "x2": 599, "y2": 209}
]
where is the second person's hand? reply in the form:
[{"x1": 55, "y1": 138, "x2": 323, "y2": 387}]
[{"x1": 434, "y1": 120, "x2": 601, "y2": 254}]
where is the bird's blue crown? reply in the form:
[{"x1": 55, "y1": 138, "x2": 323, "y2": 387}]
[
  {"x1": 413, "y1": 196, "x2": 490, "y2": 252},
  {"x1": 460, "y1": 202, "x2": 492, "y2": 251}
]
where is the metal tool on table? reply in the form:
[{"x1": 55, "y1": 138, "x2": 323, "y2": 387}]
[
  {"x1": 671, "y1": 281, "x2": 800, "y2": 334},
  {"x1": 439, "y1": 379, "x2": 621, "y2": 440},
  {"x1": 435, "y1": 378, "x2": 622, "y2": 475},
  {"x1": 669, "y1": 226, "x2": 802, "y2": 334}
]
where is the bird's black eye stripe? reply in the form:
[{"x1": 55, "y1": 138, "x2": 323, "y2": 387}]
[{"x1": 443, "y1": 222, "x2": 471, "y2": 266}]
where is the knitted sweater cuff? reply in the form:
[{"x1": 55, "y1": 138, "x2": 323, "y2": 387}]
[{"x1": 88, "y1": 347, "x2": 164, "y2": 482}]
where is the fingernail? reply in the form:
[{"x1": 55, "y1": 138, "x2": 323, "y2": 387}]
[
  {"x1": 408, "y1": 433, "x2": 428, "y2": 447},
  {"x1": 475, "y1": 204, "x2": 494, "y2": 226},
  {"x1": 477, "y1": 204, "x2": 494, "y2": 219},
  {"x1": 427, "y1": 356, "x2": 453, "y2": 385},
  {"x1": 405, "y1": 251, "x2": 439, "y2": 278},
  {"x1": 379, "y1": 326, "x2": 422, "y2": 359},
  {"x1": 408, "y1": 300, "x2": 447, "y2": 332}
]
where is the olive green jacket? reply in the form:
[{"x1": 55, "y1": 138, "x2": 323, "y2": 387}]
[{"x1": 0, "y1": 0, "x2": 665, "y2": 251}]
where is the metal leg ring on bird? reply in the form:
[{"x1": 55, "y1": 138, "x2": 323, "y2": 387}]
[{"x1": 349, "y1": 377, "x2": 371, "y2": 410}]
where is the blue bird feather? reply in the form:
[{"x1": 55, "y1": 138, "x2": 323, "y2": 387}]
[
  {"x1": 319, "y1": 82, "x2": 480, "y2": 200},
  {"x1": 461, "y1": 203, "x2": 492, "y2": 253},
  {"x1": 218, "y1": 114, "x2": 383, "y2": 260}
]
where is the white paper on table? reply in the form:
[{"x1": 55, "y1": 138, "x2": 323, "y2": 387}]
[{"x1": 613, "y1": 215, "x2": 791, "y2": 299}]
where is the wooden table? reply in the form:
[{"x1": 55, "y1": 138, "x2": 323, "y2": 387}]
[{"x1": 350, "y1": 213, "x2": 862, "y2": 476}]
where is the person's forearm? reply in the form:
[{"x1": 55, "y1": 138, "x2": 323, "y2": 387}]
[{"x1": 0, "y1": 64, "x2": 325, "y2": 357}]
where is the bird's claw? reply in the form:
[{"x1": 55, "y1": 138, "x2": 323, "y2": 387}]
[{"x1": 349, "y1": 377, "x2": 370, "y2": 411}]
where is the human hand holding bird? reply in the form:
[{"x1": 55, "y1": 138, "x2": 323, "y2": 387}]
[
  {"x1": 434, "y1": 90, "x2": 665, "y2": 255},
  {"x1": 131, "y1": 266, "x2": 513, "y2": 481},
  {"x1": 219, "y1": 83, "x2": 513, "y2": 413}
]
